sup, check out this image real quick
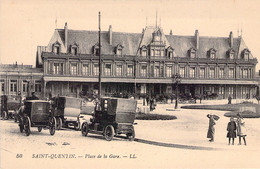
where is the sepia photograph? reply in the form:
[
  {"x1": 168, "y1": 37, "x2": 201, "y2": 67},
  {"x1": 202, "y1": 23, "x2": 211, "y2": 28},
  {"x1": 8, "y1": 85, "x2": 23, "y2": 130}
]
[{"x1": 1, "y1": 0, "x2": 260, "y2": 168}]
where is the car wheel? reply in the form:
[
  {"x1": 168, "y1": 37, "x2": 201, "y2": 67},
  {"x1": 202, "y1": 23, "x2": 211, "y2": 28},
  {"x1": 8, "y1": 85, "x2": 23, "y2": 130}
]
[
  {"x1": 81, "y1": 122, "x2": 89, "y2": 136},
  {"x1": 24, "y1": 116, "x2": 31, "y2": 136},
  {"x1": 3, "y1": 111, "x2": 8, "y2": 120},
  {"x1": 126, "y1": 127, "x2": 135, "y2": 141},
  {"x1": 104, "y1": 125, "x2": 115, "y2": 141},
  {"x1": 38, "y1": 127, "x2": 42, "y2": 132},
  {"x1": 49, "y1": 117, "x2": 56, "y2": 136},
  {"x1": 74, "y1": 121, "x2": 81, "y2": 131}
]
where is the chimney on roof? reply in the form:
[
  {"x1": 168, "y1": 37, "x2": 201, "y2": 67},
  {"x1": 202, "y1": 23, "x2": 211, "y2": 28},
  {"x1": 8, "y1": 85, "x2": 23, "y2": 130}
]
[
  {"x1": 64, "y1": 22, "x2": 68, "y2": 51},
  {"x1": 108, "y1": 25, "x2": 112, "y2": 45},
  {"x1": 229, "y1": 31, "x2": 233, "y2": 48},
  {"x1": 195, "y1": 30, "x2": 199, "y2": 49},
  {"x1": 170, "y1": 29, "x2": 173, "y2": 35}
]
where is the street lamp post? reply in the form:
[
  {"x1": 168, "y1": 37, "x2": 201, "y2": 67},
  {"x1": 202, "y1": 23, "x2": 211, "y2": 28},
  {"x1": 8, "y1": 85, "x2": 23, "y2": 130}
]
[{"x1": 172, "y1": 73, "x2": 181, "y2": 109}]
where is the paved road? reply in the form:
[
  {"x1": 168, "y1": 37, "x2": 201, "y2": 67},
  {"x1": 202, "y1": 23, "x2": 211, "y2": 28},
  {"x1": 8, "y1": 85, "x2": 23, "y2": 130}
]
[{"x1": 1, "y1": 103, "x2": 260, "y2": 169}]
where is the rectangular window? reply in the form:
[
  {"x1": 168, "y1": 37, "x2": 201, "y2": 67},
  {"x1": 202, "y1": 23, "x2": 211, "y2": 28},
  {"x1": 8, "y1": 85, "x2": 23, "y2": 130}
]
[
  {"x1": 151, "y1": 49, "x2": 154, "y2": 56},
  {"x1": 190, "y1": 52, "x2": 196, "y2": 58},
  {"x1": 230, "y1": 53, "x2": 234, "y2": 60},
  {"x1": 53, "y1": 63, "x2": 63, "y2": 75},
  {"x1": 140, "y1": 85, "x2": 146, "y2": 94},
  {"x1": 93, "y1": 64, "x2": 99, "y2": 76},
  {"x1": 127, "y1": 65, "x2": 133, "y2": 76},
  {"x1": 240, "y1": 68, "x2": 243, "y2": 78},
  {"x1": 209, "y1": 68, "x2": 215, "y2": 78},
  {"x1": 35, "y1": 83, "x2": 42, "y2": 92},
  {"x1": 190, "y1": 67, "x2": 195, "y2": 78},
  {"x1": 104, "y1": 64, "x2": 112, "y2": 76},
  {"x1": 200, "y1": 68, "x2": 205, "y2": 78},
  {"x1": 70, "y1": 63, "x2": 78, "y2": 75},
  {"x1": 166, "y1": 66, "x2": 172, "y2": 77},
  {"x1": 229, "y1": 87, "x2": 233, "y2": 95},
  {"x1": 1, "y1": 83, "x2": 4, "y2": 92},
  {"x1": 23, "y1": 81, "x2": 28, "y2": 92},
  {"x1": 117, "y1": 49, "x2": 122, "y2": 56},
  {"x1": 243, "y1": 69, "x2": 248, "y2": 78},
  {"x1": 219, "y1": 86, "x2": 224, "y2": 95},
  {"x1": 141, "y1": 50, "x2": 147, "y2": 57},
  {"x1": 140, "y1": 65, "x2": 147, "y2": 77},
  {"x1": 209, "y1": 86, "x2": 215, "y2": 93},
  {"x1": 154, "y1": 66, "x2": 160, "y2": 77},
  {"x1": 116, "y1": 65, "x2": 122, "y2": 76},
  {"x1": 82, "y1": 64, "x2": 89, "y2": 76},
  {"x1": 10, "y1": 80, "x2": 17, "y2": 92},
  {"x1": 210, "y1": 53, "x2": 215, "y2": 59},
  {"x1": 229, "y1": 68, "x2": 234, "y2": 78},
  {"x1": 219, "y1": 68, "x2": 224, "y2": 78},
  {"x1": 155, "y1": 50, "x2": 160, "y2": 56},
  {"x1": 179, "y1": 67, "x2": 185, "y2": 77}
]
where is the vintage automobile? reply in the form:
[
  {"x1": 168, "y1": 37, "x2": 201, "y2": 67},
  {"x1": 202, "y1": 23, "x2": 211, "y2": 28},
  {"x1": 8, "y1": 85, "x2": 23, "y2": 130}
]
[
  {"x1": 51, "y1": 96, "x2": 82, "y2": 130},
  {"x1": 18, "y1": 100, "x2": 56, "y2": 136},
  {"x1": 1, "y1": 95, "x2": 21, "y2": 121},
  {"x1": 81, "y1": 97, "x2": 137, "y2": 141}
]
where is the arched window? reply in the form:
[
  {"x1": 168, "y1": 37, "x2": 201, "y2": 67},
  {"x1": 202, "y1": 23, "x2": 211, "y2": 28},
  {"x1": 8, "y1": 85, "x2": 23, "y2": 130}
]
[
  {"x1": 52, "y1": 42, "x2": 61, "y2": 54},
  {"x1": 140, "y1": 45, "x2": 148, "y2": 57},
  {"x1": 70, "y1": 43, "x2": 79, "y2": 55},
  {"x1": 242, "y1": 49, "x2": 250, "y2": 61},
  {"x1": 166, "y1": 46, "x2": 174, "y2": 59},
  {"x1": 115, "y1": 44, "x2": 124, "y2": 56},
  {"x1": 226, "y1": 48, "x2": 235, "y2": 60},
  {"x1": 188, "y1": 47, "x2": 196, "y2": 58},
  {"x1": 207, "y1": 48, "x2": 217, "y2": 59}
]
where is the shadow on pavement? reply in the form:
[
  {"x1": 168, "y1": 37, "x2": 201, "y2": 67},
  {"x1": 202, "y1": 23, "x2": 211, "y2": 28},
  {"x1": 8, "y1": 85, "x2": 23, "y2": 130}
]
[{"x1": 134, "y1": 138, "x2": 219, "y2": 151}]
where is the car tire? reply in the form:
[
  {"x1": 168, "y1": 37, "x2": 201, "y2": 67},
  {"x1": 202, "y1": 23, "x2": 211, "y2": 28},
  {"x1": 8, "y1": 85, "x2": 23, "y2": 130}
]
[
  {"x1": 126, "y1": 127, "x2": 135, "y2": 141},
  {"x1": 104, "y1": 125, "x2": 115, "y2": 141},
  {"x1": 38, "y1": 127, "x2": 42, "y2": 132},
  {"x1": 24, "y1": 116, "x2": 31, "y2": 136},
  {"x1": 3, "y1": 111, "x2": 8, "y2": 120},
  {"x1": 49, "y1": 117, "x2": 56, "y2": 136},
  {"x1": 81, "y1": 122, "x2": 89, "y2": 136}
]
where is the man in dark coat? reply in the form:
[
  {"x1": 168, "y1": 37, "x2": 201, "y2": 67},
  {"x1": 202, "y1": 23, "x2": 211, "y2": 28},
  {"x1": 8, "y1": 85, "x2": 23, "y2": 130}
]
[{"x1": 227, "y1": 117, "x2": 237, "y2": 145}]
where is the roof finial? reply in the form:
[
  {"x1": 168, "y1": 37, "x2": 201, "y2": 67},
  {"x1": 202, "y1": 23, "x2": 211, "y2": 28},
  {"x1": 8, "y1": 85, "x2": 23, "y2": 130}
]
[
  {"x1": 146, "y1": 17, "x2": 148, "y2": 26},
  {"x1": 160, "y1": 16, "x2": 161, "y2": 28},
  {"x1": 55, "y1": 17, "x2": 57, "y2": 29},
  {"x1": 237, "y1": 28, "x2": 239, "y2": 37},
  {"x1": 241, "y1": 28, "x2": 243, "y2": 37},
  {"x1": 156, "y1": 9, "x2": 158, "y2": 28}
]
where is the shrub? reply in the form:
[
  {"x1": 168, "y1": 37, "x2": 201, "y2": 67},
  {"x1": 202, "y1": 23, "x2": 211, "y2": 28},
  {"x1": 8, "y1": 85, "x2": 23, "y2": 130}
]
[
  {"x1": 135, "y1": 113, "x2": 177, "y2": 120},
  {"x1": 224, "y1": 111, "x2": 260, "y2": 118}
]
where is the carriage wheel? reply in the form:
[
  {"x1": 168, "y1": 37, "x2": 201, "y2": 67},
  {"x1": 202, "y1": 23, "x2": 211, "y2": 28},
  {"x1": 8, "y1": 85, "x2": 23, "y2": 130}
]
[
  {"x1": 81, "y1": 122, "x2": 89, "y2": 136},
  {"x1": 19, "y1": 121, "x2": 24, "y2": 133},
  {"x1": 38, "y1": 127, "x2": 43, "y2": 132},
  {"x1": 49, "y1": 117, "x2": 56, "y2": 136},
  {"x1": 24, "y1": 116, "x2": 31, "y2": 136},
  {"x1": 126, "y1": 127, "x2": 135, "y2": 141},
  {"x1": 104, "y1": 125, "x2": 115, "y2": 141},
  {"x1": 3, "y1": 111, "x2": 8, "y2": 120},
  {"x1": 56, "y1": 117, "x2": 62, "y2": 130},
  {"x1": 74, "y1": 121, "x2": 81, "y2": 131}
]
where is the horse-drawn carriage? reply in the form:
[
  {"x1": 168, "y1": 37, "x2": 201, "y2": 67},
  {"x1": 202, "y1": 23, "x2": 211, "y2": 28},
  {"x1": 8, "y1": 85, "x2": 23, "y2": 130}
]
[
  {"x1": 18, "y1": 100, "x2": 56, "y2": 136},
  {"x1": 51, "y1": 96, "x2": 82, "y2": 130},
  {"x1": 81, "y1": 97, "x2": 137, "y2": 141},
  {"x1": 1, "y1": 95, "x2": 21, "y2": 121}
]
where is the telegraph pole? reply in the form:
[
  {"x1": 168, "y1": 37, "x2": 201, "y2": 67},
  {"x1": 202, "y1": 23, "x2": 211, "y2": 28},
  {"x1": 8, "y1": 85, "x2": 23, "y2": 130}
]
[{"x1": 98, "y1": 11, "x2": 102, "y2": 100}]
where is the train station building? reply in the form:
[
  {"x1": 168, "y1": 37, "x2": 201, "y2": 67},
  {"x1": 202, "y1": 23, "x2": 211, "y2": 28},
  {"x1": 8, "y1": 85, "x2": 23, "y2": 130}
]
[{"x1": 1, "y1": 22, "x2": 258, "y2": 100}]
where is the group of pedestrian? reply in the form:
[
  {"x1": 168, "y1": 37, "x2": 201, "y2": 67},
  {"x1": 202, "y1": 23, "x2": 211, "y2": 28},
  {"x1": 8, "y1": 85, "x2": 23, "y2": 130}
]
[
  {"x1": 207, "y1": 113, "x2": 247, "y2": 145},
  {"x1": 227, "y1": 113, "x2": 247, "y2": 145}
]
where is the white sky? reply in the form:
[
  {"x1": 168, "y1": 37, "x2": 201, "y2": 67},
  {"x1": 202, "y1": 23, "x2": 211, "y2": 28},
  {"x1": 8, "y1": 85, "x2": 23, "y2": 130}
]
[{"x1": 1, "y1": 0, "x2": 260, "y2": 69}]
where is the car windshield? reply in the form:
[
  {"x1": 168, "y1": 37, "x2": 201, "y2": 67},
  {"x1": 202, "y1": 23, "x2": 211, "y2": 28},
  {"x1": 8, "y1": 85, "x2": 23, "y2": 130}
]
[{"x1": 65, "y1": 98, "x2": 81, "y2": 109}]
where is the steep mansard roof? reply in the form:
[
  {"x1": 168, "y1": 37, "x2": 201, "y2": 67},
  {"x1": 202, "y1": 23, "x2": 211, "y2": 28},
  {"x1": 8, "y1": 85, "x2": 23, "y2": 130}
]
[{"x1": 46, "y1": 26, "x2": 253, "y2": 60}]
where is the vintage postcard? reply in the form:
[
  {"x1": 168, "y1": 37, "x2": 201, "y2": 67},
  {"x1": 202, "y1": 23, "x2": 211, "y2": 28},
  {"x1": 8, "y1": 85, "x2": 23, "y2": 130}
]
[{"x1": 1, "y1": 0, "x2": 260, "y2": 168}]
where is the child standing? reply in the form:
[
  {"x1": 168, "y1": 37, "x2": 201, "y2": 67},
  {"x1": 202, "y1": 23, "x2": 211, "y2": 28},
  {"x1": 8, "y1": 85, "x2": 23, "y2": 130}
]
[
  {"x1": 236, "y1": 113, "x2": 247, "y2": 145},
  {"x1": 227, "y1": 117, "x2": 237, "y2": 145}
]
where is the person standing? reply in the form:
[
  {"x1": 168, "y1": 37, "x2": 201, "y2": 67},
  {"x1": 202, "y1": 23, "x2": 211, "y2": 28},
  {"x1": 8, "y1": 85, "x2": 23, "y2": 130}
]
[
  {"x1": 207, "y1": 114, "x2": 216, "y2": 142},
  {"x1": 227, "y1": 117, "x2": 237, "y2": 145},
  {"x1": 236, "y1": 113, "x2": 247, "y2": 145},
  {"x1": 228, "y1": 95, "x2": 232, "y2": 104}
]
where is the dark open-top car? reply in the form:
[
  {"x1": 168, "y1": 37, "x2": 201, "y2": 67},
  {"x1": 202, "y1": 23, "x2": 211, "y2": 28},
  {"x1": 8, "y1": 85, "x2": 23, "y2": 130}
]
[
  {"x1": 81, "y1": 97, "x2": 137, "y2": 141},
  {"x1": 18, "y1": 100, "x2": 56, "y2": 136},
  {"x1": 1, "y1": 95, "x2": 21, "y2": 121},
  {"x1": 51, "y1": 96, "x2": 82, "y2": 130}
]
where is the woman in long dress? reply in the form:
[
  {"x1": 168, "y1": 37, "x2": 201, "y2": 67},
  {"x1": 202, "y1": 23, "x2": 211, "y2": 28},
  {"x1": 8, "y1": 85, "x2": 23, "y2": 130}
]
[
  {"x1": 236, "y1": 113, "x2": 247, "y2": 145},
  {"x1": 207, "y1": 114, "x2": 216, "y2": 142},
  {"x1": 227, "y1": 117, "x2": 236, "y2": 145}
]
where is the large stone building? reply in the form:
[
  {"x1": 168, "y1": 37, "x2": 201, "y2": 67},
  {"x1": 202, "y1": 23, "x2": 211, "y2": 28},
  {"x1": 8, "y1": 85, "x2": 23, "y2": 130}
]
[
  {"x1": 1, "y1": 22, "x2": 258, "y2": 100},
  {"x1": 0, "y1": 63, "x2": 43, "y2": 98}
]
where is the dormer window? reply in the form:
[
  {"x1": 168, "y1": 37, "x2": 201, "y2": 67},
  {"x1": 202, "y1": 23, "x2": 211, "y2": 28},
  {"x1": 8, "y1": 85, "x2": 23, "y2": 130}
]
[
  {"x1": 207, "y1": 48, "x2": 217, "y2": 59},
  {"x1": 52, "y1": 42, "x2": 61, "y2": 54},
  {"x1": 189, "y1": 47, "x2": 196, "y2": 58},
  {"x1": 140, "y1": 45, "x2": 148, "y2": 57},
  {"x1": 166, "y1": 46, "x2": 174, "y2": 59},
  {"x1": 242, "y1": 49, "x2": 250, "y2": 61},
  {"x1": 226, "y1": 48, "x2": 235, "y2": 60},
  {"x1": 93, "y1": 43, "x2": 101, "y2": 56},
  {"x1": 70, "y1": 43, "x2": 79, "y2": 55},
  {"x1": 115, "y1": 44, "x2": 124, "y2": 56}
]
